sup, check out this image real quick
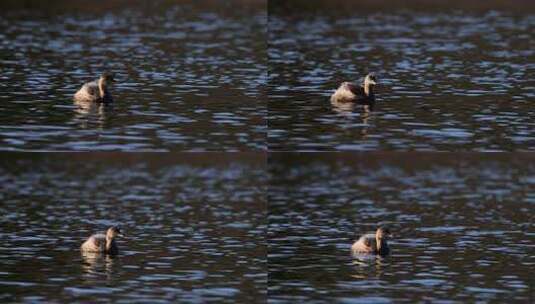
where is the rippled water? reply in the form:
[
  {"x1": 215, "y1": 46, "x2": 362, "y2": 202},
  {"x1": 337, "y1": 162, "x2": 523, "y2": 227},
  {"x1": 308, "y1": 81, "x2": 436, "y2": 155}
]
[
  {"x1": 269, "y1": 153, "x2": 534, "y2": 302},
  {"x1": 269, "y1": 4, "x2": 535, "y2": 151},
  {"x1": 0, "y1": 1, "x2": 266, "y2": 151},
  {"x1": 0, "y1": 154, "x2": 266, "y2": 302}
]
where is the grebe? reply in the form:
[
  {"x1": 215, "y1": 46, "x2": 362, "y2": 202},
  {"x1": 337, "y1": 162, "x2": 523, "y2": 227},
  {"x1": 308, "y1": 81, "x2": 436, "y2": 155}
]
[
  {"x1": 74, "y1": 73, "x2": 115, "y2": 103},
  {"x1": 351, "y1": 227, "x2": 391, "y2": 256},
  {"x1": 81, "y1": 226, "x2": 123, "y2": 254},
  {"x1": 330, "y1": 73, "x2": 377, "y2": 111}
]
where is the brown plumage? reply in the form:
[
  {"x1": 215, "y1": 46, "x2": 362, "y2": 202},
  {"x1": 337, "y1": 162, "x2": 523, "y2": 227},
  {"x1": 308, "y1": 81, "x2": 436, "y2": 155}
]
[
  {"x1": 351, "y1": 227, "x2": 391, "y2": 256},
  {"x1": 330, "y1": 73, "x2": 377, "y2": 111},
  {"x1": 81, "y1": 226, "x2": 123, "y2": 254},
  {"x1": 74, "y1": 73, "x2": 115, "y2": 103}
]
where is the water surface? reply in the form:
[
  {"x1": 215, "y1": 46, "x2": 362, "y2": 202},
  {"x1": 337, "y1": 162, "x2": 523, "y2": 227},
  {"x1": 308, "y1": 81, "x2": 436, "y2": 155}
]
[
  {"x1": 269, "y1": 2, "x2": 535, "y2": 151},
  {"x1": 269, "y1": 153, "x2": 534, "y2": 302},
  {"x1": 0, "y1": 153, "x2": 266, "y2": 303},
  {"x1": 0, "y1": 1, "x2": 266, "y2": 151}
]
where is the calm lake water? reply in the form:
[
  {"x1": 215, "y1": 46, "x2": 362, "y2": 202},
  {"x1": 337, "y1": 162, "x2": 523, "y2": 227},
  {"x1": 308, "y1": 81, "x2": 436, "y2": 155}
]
[
  {"x1": 0, "y1": 154, "x2": 266, "y2": 303},
  {"x1": 0, "y1": 1, "x2": 266, "y2": 151},
  {"x1": 269, "y1": 3, "x2": 535, "y2": 151},
  {"x1": 269, "y1": 153, "x2": 534, "y2": 302}
]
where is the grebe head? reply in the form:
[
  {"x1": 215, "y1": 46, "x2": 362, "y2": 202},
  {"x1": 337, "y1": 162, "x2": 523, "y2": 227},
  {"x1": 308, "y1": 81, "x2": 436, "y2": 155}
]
[
  {"x1": 376, "y1": 226, "x2": 391, "y2": 240},
  {"x1": 364, "y1": 73, "x2": 377, "y2": 87},
  {"x1": 106, "y1": 226, "x2": 123, "y2": 239},
  {"x1": 100, "y1": 72, "x2": 115, "y2": 84}
]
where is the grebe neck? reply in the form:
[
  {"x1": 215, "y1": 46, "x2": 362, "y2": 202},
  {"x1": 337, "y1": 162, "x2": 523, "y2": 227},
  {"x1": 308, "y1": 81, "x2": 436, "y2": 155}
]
[
  {"x1": 364, "y1": 83, "x2": 374, "y2": 96},
  {"x1": 105, "y1": 236, "x2": 114, "y2": 252},
  {"x1": 376, "y1": 237, "x2": 388, "y2": 255},
  {"x1": 98, "y1": 78, "x2": 106, "y2": 99}
]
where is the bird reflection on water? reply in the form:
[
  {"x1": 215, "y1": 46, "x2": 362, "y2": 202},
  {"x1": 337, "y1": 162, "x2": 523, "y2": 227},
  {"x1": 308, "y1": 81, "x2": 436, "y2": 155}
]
[
  {"x1": 331, "y1": 101, "x2": 372, "y2": 138},
  {"x1": 73, "y1": 100, "x2": 111, "y2": 129},
  {"x1": 81, "y1": 251, "x2": 119, "y2": 280},
  {"x1": 350, "y1": 253, "x2": 390, "y2": 279}
]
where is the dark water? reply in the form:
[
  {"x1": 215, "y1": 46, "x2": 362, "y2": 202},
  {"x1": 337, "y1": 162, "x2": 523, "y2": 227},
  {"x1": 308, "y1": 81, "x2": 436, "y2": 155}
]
[
  {"x1": 269, "y1": 154, "x2": 534, "y2": 302},
  {"x1": 0, "y1": 1, "x2": 266, "y2": 151},
  {"x1": 269, "y1": 3, "x2": 535, "y2": 151},
  {"x1": 0, "y1": 154, "x2": 266, "y2": 303}
]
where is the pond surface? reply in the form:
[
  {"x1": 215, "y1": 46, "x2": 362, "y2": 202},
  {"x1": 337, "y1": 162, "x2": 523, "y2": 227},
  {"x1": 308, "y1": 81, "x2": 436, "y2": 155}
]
[
  {"x1": 269, "y1": 153, "x2": 534, "y2": 302},
  {"x1": 269, "y1": 3, "x2": 535, "y2": 151},
  {"x1": 0, "y1": 1, "x2": 266, "y2": 151},
  {"x1": 0, "y1": 153, "x2": 266, "y2": 303}
]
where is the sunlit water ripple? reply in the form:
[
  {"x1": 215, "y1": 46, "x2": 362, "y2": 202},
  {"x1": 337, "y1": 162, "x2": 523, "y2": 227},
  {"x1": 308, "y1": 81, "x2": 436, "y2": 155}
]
[
  {"x1": 0, "y1": 1, "x2": 266, "y2": 151},
  {"x1": 268, "y1": 153, "x2": 534, "y2": 302},
  {"x1": 0, "y1": 154, "x2": 266, "y2": 303},
  {"x1": 269, "y1": 10, "x2": 535, "y2": 151}
]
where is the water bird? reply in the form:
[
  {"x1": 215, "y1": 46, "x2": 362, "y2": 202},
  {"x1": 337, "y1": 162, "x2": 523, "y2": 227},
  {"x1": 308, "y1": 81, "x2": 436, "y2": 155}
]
[
  {"x1": 351, "y1": 226, "x2": 391, "y2": 256},
  {"x1": 74, "y1": 73, "x2": 115, "y2": 103},
  {"x1": 81, "y1": 226, "x2": 123, "y2": 254},
  {"x1": 330, "y1": 73, "x2": 377, "y2": 111}
]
